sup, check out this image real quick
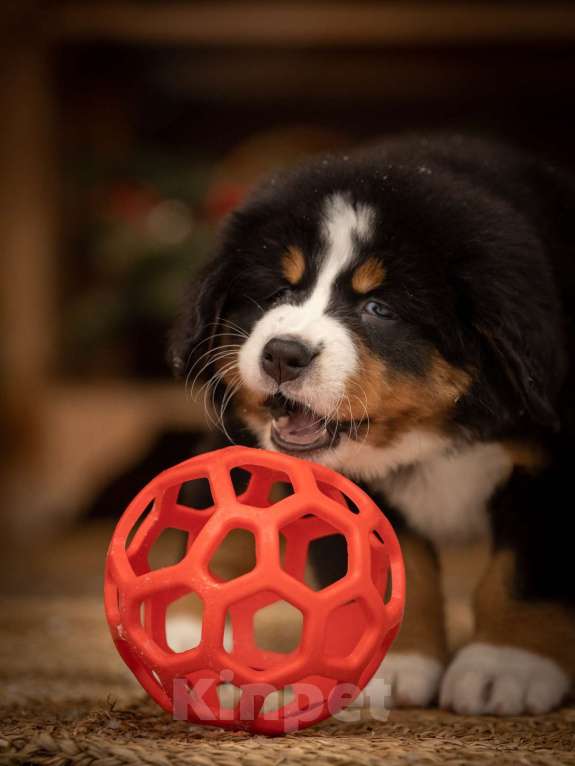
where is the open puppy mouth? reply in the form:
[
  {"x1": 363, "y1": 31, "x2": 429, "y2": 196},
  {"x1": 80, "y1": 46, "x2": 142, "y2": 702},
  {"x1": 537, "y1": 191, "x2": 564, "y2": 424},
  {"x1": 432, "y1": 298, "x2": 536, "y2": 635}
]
[
  {"x1": 265, "y1": 393, "x2": 368, "y2": 454},
  {"x1": 267, "y1": 394, "x2": 337, "y2": 453}
]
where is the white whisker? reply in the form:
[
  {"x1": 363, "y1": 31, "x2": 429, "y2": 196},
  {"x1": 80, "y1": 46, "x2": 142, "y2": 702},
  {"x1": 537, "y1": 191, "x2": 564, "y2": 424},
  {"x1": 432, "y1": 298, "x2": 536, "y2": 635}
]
[{"x1": 187, "y1": 348, "x2": 241, "y2": 397}]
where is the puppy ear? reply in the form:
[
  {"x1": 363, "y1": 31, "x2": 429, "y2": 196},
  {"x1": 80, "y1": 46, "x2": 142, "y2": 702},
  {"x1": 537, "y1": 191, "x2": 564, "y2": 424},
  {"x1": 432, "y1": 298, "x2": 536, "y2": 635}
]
[
  {"x1": 169, "y1": 256, "x2": 230, "y2": 379},
  {"x1": 476, "y1": 320, "x2": 563, "y2": 431}
]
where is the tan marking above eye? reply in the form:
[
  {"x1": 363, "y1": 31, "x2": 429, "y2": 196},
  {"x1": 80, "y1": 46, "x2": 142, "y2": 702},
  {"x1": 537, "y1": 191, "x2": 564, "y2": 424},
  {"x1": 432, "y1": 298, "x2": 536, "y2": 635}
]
[
  {"x1": 281, "y1": 246, "x2": 305, "y2": 285},
  {"x1": 351, "y1": 257, "x2": 386, "y2": 294}
]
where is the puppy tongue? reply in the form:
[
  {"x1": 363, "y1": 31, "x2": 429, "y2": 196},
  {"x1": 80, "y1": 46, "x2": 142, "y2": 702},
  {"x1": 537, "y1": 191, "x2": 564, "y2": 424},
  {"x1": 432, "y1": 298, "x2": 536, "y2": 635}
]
[{"x1": 273, "y1": 409, "x2": 327, "y2": 447}]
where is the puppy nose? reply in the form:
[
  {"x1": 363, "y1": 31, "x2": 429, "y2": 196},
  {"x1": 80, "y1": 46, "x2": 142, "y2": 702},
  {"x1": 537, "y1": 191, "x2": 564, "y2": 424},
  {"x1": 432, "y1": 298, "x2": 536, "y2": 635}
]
[{"x1": 261, "y1": 337, "x2": 315, "y2": 384}]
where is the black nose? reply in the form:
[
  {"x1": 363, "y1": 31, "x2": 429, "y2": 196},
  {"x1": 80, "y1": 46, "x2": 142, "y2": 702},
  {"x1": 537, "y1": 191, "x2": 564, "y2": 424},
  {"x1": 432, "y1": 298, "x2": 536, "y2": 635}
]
[{"x1": 261, "y1": 337, "x2": 315, "y2": 384}]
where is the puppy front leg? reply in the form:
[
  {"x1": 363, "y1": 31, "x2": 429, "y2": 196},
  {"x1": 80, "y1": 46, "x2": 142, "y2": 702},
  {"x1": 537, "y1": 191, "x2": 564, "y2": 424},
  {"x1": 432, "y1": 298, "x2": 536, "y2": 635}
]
[
  {"x1": 441, "y1": 549, "x2": 574, "y2": 715},
  {"x1": 363, "y1": 532, "x2": 448, "y2": 708}
]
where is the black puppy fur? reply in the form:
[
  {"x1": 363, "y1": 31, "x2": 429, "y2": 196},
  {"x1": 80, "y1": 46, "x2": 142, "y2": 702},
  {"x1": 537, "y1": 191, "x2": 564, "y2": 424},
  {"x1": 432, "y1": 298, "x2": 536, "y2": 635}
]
[{"x1": 171, "y1": 135, "x2": 575, "y2": 707}]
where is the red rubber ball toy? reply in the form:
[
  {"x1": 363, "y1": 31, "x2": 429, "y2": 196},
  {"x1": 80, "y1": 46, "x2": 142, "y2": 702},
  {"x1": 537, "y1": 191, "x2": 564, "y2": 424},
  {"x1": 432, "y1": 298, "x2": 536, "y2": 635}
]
[{"x1": 105, "y1": 446, "x2": 404, "y2": 734}]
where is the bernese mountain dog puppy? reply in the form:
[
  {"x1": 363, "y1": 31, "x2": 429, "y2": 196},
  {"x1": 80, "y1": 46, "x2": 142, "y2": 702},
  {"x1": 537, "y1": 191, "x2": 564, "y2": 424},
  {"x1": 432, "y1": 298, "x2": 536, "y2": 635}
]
[{"x1": 171, "y1": 135, "x2": 575, "y2": 715}]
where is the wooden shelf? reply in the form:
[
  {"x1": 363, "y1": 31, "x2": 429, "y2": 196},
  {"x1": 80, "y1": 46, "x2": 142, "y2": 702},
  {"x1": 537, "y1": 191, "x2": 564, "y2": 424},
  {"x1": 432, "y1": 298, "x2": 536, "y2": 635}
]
[{"x1": 49, "y1": 2, "x2": 575, "y2": 47}]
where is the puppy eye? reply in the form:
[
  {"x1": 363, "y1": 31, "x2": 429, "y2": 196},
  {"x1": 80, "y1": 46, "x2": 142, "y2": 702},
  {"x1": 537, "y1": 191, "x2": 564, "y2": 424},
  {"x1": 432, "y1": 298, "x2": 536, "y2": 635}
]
[{"x1": 363, "y1": 299, "x2": 396, "y2": 320}]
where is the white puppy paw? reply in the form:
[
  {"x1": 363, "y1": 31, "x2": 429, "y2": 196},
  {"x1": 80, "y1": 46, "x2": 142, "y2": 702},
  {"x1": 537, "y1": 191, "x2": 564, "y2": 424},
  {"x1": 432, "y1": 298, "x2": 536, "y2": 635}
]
[
  {"x1": 353, "y1": 652, "x2": 444, "y2": 709},
  {"x1": 440, "y1": 642, "x2": 570, "y2": 715}
]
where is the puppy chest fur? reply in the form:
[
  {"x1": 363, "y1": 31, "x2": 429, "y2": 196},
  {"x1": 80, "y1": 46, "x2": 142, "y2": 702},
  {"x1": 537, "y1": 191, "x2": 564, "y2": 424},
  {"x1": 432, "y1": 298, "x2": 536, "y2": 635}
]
[{"x1": 375, "y1": 441, "x2": 514, "y2": 545}]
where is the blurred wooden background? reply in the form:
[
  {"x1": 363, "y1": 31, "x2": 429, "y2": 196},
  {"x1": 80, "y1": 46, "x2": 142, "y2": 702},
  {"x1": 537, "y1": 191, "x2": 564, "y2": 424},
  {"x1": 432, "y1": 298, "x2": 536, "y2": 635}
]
[{"x1": 2, "y1": 1, "x2": 575, "y2": 540}]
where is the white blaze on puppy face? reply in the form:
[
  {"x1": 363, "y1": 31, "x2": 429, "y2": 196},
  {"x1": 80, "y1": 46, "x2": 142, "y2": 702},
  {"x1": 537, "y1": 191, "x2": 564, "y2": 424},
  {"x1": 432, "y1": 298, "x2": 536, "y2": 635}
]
[{"x1": 238, "y1": 194, "x2": 375, "y2": 415}]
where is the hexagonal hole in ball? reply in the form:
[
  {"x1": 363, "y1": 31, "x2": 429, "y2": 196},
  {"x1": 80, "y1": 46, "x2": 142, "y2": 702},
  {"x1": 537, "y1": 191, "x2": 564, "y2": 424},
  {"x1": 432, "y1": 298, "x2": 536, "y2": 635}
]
[
  {"x1": 208, "y1": 528, "x2": 256, "y2": 582},
  {"x1": 177, "y1": 477, "x2": 214, "y2": 510},
  {"x1": 125, "y1": 499, "x2": 155, "y2": 552},
  {"x1": 370, "y1": 529, "x2": 392, "y2": 604},
  {"x1": 216, "y1": 682, "x2": 243, "y2": 710},
  {"x1": 305, "y1": 534, "x2": 348, "y2": 591},
  {"x1": 232, "y1": 467, "x2": 294, "y2": 508},
  {"x1": 254, "y1": 599, "x2": 303, "y2": 654},
  {"x1": 165, "y1": 592, "x2": 204, "y2": 652},
  {"x1": 147, "y1": 527, "x2": 189, "y2": 570},
  {"x1": 280, "y1": 515, "x2": 348, "y2": 591}
]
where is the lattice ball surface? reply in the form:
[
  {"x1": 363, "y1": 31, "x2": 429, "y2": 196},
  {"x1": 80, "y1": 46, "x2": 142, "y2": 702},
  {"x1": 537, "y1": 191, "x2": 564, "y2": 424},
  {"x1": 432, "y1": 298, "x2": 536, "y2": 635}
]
[{"x1": 105, "y1": 446, "x2": 404, "y2": 734}]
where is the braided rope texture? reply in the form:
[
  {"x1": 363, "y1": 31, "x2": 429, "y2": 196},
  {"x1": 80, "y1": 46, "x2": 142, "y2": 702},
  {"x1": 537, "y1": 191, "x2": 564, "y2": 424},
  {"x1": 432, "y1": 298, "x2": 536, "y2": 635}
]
[{"x1": 3, "y1": 700, "x2": 575, "y2": 766}]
